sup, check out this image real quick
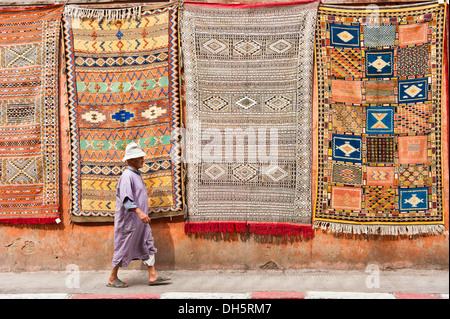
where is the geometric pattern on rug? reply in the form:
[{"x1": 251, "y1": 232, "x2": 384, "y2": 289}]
[
  {"x1": 0, "y1": 5, "x2": 63, "y2": 224},
  {"x1": 314, "y1": 3, "x2": 446, "y2": 234},
  {"x1": 396, "y1": 104, "x2": 431, "y2": 134},
  {"x1": 329, "y1": 48, "x2": 362, "y2": 78},
  {"x1": 63, "y1": 3, "x2": 182, "y2": 221},
  {"x1": 331, "y1": 104, "x2": 364, "y2": 134},
  {"x1": 182, "y1": 1, "x2": 319, "y2": 237}
]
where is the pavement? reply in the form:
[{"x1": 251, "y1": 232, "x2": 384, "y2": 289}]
[{"x1": 0, "y1": 268, "x2": 448, "y2": 300}]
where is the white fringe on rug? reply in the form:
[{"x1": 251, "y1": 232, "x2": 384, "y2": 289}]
[
  {"x1": 64, "y1": 5, "x2": 142, "y2": 21},
  {"x1": 314, "y1": 221, "x2": 445, "y2": 236}
]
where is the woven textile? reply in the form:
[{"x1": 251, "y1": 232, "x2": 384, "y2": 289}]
[
  {"x1": 0, "y1": 5, "x2": 63, "y2": 224},
  {"x1": 64, "y1": 3, "x2": 182, "y2": 222},
  {"x1": 314, "y1": 3, "x2": 447, "y2": 235},
  {"x1": 181, "y1": 1, "x2": 319, "y2": 237}
]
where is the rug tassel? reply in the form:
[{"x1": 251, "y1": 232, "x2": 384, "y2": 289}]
[
  {"x1": 314, "y1": 221, "x2": 445, "y2": 236},
  {"x1": 64, "y1": 5, "x2": 142, "y2": 21}
]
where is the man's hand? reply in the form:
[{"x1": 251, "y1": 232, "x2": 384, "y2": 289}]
[{"x1": 132, "y1": 207, "x2": 150, "y2": 224}]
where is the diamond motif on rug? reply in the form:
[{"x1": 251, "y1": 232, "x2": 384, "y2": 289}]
[
  {"x1": 204, "y1": 164, "x2": 227, "y2": 180},
  {"x1": 4, "y1": 44, "x2": 38, "y2": 67},
  {"x1": 232, "y1": 164, "x2": 258, "y2": 182},
  {"x1": 268, "y1": 39, "x2": 293, "y2": 54},
  {"x1": 234, "y1": 40, "x2": 262, "y2": 56},
  {"x1": 235, "y1": 96, "x2": 257, "y2": 110},
  {"x1": 265, "y1": 95, "x2": 291, "y2": 111},
  {"x1": 203, "y1": 95, "x2": 229, "y2": 111},
  {"x1": 2, "y1": 157, "x2": 43, "y2": 185},
  {"x1": 262, "y1": 165, "x2": 289, "y2": 182},
  {"x1": 202, "y1": 38, "x2": 228, "y2": 55}
]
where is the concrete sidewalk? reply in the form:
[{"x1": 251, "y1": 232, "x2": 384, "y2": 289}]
[{"x1": 0, "y1": 269, "x2": 448, "y2": 299}]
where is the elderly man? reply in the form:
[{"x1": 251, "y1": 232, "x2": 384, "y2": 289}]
[{"x1": 107, "y1": 142, "x2": 171, "y2": 288}]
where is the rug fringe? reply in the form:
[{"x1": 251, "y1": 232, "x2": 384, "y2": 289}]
[
  {"x1": 64, "y1": 5, "x2": 142, "y2": 21},
  {"x1": 0, "y1": 217, "x2": 59, "y2": 225},
  {"x1": 185, "y1": 222, "x2": 314, "y2": 238},
  {"x1": 314, "y1": 221, "x2": 445, "y2": 236}
]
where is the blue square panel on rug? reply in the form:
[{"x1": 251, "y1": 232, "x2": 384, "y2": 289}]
[
  {"x1": 366, "y1": 106, "x2": 394, "y2": 134},
  {"x1": 365, "y1": 50, "x2": 394, "y2": 78},
  {"x1": 399, "y1": 187, "x2": 429, "y2": 211},
  {"x1": 332, "y1": 134, "x2": 363, "y2": 163},
  {"x1": 330, "y1": 24, "x2": 360, "y2": 48},
  {"x1": 398, "y1": 78, "x2": 429, "y2": 103}
]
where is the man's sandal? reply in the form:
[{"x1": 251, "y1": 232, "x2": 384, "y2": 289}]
[
  {"x1": 149, "y1": 275, "x2": 171, "y2": 286},
  {"x1": 106, "y1": 279, "x2": 129, "y2": 288}
]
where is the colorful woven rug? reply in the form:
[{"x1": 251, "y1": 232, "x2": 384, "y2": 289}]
[
  {"x1": 0, "y1": 5, "x2": 63, "y2": 224},
  {"x1": 314, "y1": 2, "x2": 447, "y2": 235},
  {"x1": 64, "y1": 3, "x2": 182, "y2": 222},
  {"x1": 181, "y1": 1, "x2": 319, "y2": 237}
]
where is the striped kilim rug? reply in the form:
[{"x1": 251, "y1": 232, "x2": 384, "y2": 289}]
[
  {"x1": 314, "y1": 2, "x2": 447, "y2": 235},
  {"x1": 181, "y1": 1, "x2": 319, "y2": 237},
  {"x1": 64, "y1": 3, "x2": 182, "y2": 222},
  {"x1": 0, "y1": 5, "x2": 63, "y2": 224}
]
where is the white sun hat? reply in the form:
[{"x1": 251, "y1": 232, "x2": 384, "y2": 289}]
[{"x1": 122, "y1": 142, "x2": 146, "y2": 161}]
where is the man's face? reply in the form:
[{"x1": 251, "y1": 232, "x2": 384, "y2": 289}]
[{"x1": 128, "y1": 156, "x2": 145, "y2": 169}]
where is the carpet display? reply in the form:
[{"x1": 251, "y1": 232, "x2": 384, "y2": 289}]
[
  {"x1": 314, "y1": 2, "x2": 447, "y2": 235},
  {"x1": 64, "y1": 3, "x2": 182, "y2": 222},
  {"x1": 0, "y1": 5, "x2": 63, "y2": 224},
  {"x1": 181, "y1": 0, "x2": 319, "y2": 237}
]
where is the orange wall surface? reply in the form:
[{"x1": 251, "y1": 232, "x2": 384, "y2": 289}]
[{"x1": 0, "y1": 0, "x2": 449, "y2": 272}]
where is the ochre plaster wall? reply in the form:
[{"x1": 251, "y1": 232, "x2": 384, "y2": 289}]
[{"x1": 0, "y1": 0, "x2": 449, "y2": 272}]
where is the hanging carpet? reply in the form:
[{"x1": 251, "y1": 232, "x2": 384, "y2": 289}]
[
  {"x1": 181, "y1": 0, "x2": 319, "y2": 237},
  {"x1": 313, "y1": 1, "x2": 448, "y2": 235},
  {"x1": 64, "y1": 3, "x2": 182, "y2": 222},
  {"x1": 0, "y1": 5, "x2": 63, "y2": 224}
]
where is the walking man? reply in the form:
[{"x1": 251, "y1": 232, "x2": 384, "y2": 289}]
[{"x1": 107, "y1": 142, "x2": 171, "y2": 287}]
